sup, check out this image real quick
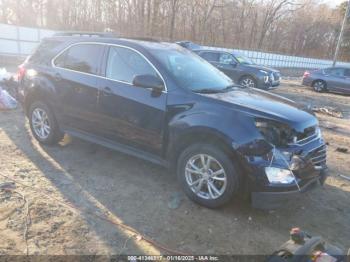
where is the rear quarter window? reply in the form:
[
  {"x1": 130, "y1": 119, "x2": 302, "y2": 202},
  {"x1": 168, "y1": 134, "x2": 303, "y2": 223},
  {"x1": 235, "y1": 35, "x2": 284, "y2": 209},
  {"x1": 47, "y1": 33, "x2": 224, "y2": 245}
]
[{"x1": 53, "y1": 44, "x2": 105, "y2": 75}]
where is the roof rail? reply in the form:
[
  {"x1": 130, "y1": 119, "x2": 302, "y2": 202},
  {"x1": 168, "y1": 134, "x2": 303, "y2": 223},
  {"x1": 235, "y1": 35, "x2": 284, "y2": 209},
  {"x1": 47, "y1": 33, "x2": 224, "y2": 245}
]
[
  {"x1": 120, "y1": 36, "x2": 160, "y2": 42},
  {"x1": 53, "y1": 31, "x2": 115, "y2": 38}
]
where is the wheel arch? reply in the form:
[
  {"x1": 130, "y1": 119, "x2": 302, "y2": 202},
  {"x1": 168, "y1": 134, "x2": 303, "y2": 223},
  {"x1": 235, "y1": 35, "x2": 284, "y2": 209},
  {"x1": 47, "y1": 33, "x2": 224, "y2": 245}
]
[
  {"x1": 311, "y1": 79, "x2": 327, "y2": 89},
  {"x1": 167, "y1": 127, "x2": 242, "y2": 169},
  {"x1": 24, "y1": 78, "x2": 56, "y2": 116}
]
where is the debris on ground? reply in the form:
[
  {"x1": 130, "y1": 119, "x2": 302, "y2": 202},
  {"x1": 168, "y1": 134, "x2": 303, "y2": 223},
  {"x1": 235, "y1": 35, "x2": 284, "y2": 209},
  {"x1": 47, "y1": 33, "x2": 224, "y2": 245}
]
[
  {"x1": 167, "y1": 192, "x2": 183, "y2": 209},
  {"x1": 312, "y1": 106, "x2": 343, "y2": 118},
  {"x1": 0, "y1": 68, "x2": 12, "y2": 82},
  {"x1": 0, "y1": 87, "x2": 17, "y2": 110},
  {"x1": 0, "y1": 181, "x2": 16, "y2": 191},
  {"x1": 336, "y1": 147, "x2": 348, "y2": 154}
]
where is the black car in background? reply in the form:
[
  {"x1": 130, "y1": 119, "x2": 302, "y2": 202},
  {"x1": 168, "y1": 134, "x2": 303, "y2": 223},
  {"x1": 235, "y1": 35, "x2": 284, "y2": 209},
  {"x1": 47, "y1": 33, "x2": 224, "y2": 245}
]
[
  {"x1": 193, "y1": 49, "x2": 281, "y2": 90},
  {"x1": 18, "y1": 34, "x2": 327, "y2": 209},
  {"x1": 302, "y1": 67, "x2": 350, "y2": 95}
]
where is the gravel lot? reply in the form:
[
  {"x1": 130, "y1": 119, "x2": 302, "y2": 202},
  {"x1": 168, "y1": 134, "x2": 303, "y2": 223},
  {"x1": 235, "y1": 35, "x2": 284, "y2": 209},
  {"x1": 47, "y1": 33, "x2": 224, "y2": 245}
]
[{"x1": 0, "y1": 80, "x2": 349, "y2": 255}]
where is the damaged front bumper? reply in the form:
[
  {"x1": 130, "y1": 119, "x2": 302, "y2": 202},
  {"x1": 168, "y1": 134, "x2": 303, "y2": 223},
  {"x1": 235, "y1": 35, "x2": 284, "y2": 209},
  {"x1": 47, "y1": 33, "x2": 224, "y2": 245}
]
[
  {"x1": 251, "y1": 169, "x2": 328, "y2": 209},
  {"x1": 237, "y1": 134, "x2": 328, "y2": 209}
]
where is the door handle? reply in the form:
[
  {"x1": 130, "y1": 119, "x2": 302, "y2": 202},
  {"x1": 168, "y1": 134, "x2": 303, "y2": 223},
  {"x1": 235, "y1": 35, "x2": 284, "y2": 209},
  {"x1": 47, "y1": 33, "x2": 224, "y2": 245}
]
[
  {"x1": 54, "y1": 73, "x2": 62, "y2": 81},
  {"x1": 101, "y1": 86, "x2": 113, "y2": 96}
]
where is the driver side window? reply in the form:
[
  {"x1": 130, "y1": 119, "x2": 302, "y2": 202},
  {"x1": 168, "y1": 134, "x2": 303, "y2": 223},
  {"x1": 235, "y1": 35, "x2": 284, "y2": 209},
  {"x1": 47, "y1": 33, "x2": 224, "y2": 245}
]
[{"x1": 106, "y1": 46, "x2": 159, "y2": 83}]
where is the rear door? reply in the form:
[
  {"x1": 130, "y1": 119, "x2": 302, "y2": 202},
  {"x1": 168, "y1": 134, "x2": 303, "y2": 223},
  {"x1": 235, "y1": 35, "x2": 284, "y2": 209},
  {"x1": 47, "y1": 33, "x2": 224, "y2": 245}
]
[
  {"x1": 339, "y1": 68, "x2": 350, "y2": 94},
  {"x1": 52, "y1": 43, "x2": 105, "y2": 134},
  {"x1": 323, "y1": 67, "x2": 345, "y2": 92},
  {"x1": 96, "y1": 45, "x2": 167, "y2": 155}
]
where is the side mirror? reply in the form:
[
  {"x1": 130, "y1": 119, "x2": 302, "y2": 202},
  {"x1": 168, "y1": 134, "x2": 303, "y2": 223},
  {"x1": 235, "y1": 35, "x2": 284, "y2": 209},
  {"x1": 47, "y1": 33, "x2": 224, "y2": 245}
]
[{"x1": 132, "y1": 74, "x2": 164, "y2": 93}]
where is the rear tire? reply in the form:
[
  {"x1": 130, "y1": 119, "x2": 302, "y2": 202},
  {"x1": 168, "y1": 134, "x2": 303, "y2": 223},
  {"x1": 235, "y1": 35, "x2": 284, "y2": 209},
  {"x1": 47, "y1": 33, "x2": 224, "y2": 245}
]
[
  {"x1": 177, "y1": 143, "x2": 240, "y2": 208},
  {"x1": 29, "y1": 101, "x2": 63, "y2": 145},
  {"x1": 312, "y1": 80, "x2": 326, "y2": 92}
]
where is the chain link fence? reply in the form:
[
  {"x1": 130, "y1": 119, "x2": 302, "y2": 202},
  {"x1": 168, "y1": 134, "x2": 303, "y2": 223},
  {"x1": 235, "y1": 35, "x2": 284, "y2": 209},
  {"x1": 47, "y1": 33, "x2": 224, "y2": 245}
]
[{"x1": 203, "y1": 46, "x2": 350, "y2": 69}]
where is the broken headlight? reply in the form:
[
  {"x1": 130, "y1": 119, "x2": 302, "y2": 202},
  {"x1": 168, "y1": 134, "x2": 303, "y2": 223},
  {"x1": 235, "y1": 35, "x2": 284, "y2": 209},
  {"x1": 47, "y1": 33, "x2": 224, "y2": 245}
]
[
  {"x1": 255, "y1": 119, "x2": 295, "y2": 147},
  {"x1": 265, "y1": 167, "x2": 295, "y2": 184}
]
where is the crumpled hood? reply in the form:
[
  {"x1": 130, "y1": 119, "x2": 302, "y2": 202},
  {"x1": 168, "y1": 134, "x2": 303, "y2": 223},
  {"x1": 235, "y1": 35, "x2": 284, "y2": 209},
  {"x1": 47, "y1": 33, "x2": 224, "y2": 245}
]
[{"x1": 203, "y1": 88, "x2": 317, "y2": 130}]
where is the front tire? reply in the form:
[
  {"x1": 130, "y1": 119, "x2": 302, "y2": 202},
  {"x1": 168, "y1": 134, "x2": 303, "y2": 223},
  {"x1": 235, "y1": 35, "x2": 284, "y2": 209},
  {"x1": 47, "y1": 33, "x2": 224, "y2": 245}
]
[
  {"x1": 239, "y1": 76, "x2": 257, "y2": 89},
  {"x1": 29, "y1": 101, "x2": 63, "y2": 145},
  {"x1": 312, "y1": 80, "x2": 326, "y2": 92},
  {"x1": 177, "y1": 143, "x2": 240, "y2": 208}
]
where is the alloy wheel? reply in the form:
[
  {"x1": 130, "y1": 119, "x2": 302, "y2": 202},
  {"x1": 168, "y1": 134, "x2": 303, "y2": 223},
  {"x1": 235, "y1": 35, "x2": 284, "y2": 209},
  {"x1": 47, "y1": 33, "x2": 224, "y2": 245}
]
[
  {"x1": 240, "y1": 78, "x2": 256, "y2": 88},
  {"x1": 313, "y1": 81, "x2": 324, "y2": 92},
  {"x1": 31, "y1": 108, "x2": 51, "y2": 140},
  {"x1": 185, "y1": 154, "x2": 227, "y2": 200}
]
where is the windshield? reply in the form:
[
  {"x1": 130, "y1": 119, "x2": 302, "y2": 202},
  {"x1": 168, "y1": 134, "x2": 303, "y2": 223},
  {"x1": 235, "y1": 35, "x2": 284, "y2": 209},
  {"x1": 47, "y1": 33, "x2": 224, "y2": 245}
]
[
  {"x1": 150, "y1": 48, "x2": 234, "y2": 92},
  {"x1": 234, "y1": 53, "x2": 255, "y2": 65}
]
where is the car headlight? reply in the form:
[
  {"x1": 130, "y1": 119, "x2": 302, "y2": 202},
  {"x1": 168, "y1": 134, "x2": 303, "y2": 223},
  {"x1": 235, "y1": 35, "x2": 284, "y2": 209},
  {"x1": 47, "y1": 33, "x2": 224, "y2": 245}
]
[
  {"x1": 259, "y1": 70, "x2": 270, "y2": 83},
  {"x1": 265, "y1": 167, "x2": 295, "y2": 184},
  {"x1": 255, "y1": 119, "x2": 295, "y2": 146}
]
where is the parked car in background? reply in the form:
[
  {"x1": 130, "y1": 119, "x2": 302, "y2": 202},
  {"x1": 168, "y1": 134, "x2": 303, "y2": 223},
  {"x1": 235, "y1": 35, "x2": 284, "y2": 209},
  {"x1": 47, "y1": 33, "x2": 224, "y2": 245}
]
[
  {"x1": 193, "y1": 49, "x2": 281, "y2": 90},
  {"x1": 302, "y1": 67, "x2": 350, "y2": 95},
  {"x1": 18, "y1": 33, "x2": 327, "y2": 209}
]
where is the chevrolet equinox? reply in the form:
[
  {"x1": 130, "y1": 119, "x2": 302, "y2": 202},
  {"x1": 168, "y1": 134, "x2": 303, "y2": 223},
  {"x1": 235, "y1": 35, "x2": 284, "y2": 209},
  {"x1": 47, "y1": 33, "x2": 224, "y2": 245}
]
[{"x1": 18, "y1": 33, "x2": 328, "y2": 209}]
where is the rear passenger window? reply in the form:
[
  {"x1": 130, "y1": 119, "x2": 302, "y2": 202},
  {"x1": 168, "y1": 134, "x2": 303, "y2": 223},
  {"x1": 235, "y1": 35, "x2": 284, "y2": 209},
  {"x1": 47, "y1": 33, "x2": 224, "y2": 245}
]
[
  {"x1": 54, "y1": 44, "x2": 104, "y2": 75},
  {"x1": 327, "y1": 68, "x2": 344, "y2": 77},
  {"x1": 219, "y1": 53, "x2": 235, "y2": 65},
  {"x1": 106, "y1": 46, "x2": 159, "y2": 83},
  {"x1": 200, "y1": 52, "x2": 219, "y2": 62}
]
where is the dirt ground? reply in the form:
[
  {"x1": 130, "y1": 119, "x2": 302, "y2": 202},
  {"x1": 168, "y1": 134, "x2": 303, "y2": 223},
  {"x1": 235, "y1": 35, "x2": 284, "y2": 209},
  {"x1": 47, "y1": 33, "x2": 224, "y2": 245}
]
[{"x1": 0, "y1": 80, "x2": 349, "y2": 256}]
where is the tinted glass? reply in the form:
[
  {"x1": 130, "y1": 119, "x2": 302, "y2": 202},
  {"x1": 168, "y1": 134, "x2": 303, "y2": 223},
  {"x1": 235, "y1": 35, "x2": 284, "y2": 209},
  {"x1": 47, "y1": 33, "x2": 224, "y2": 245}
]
[
  {"x1": 325, "y1": 68, "x2": 344, "y2": 77},
  {"x1": 344, "y1": 69, "x2": 350, "y2": 77},
  {"x1": 200, "y1": 52, "x2": 219, "y2": 62},
  {"x1": 233, "y1": 53, "x2": 255, "y2": 65},
  {"x1": 55, "y1": 44, "x2": 104, "y2": 75},
  {"x1": 150, "y1": 48, "x2": 234, "y2": 92},
  {"x1": 219, "y1": 53, "x2": 235, "y2": 65},
  {"x1": 106, "y1": 46, "x2": 159, "y2": 83}
]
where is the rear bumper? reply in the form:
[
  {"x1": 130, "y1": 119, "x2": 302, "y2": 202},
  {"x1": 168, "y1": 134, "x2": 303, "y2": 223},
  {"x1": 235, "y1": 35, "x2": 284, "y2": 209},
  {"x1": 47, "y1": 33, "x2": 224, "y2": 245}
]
[
  {"x1": 251, "y1": 169, "x2": 328, "y2": 209},
  {"x1": 302, "y1": 77, "x2": 312, "y2": 86}
]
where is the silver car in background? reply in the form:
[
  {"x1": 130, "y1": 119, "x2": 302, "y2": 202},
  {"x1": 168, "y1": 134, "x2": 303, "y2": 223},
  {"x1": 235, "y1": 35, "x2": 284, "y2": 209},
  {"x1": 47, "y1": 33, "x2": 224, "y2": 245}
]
[{"x1": 302, "y1": 67, "x2": 350, "y2": 95}]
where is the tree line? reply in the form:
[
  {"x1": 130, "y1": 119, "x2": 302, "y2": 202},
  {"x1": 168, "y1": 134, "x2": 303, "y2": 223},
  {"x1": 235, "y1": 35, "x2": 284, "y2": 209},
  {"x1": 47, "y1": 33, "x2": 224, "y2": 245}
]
[{"x1": 0, "y1": 0, "x2": 349, "y2": 61}]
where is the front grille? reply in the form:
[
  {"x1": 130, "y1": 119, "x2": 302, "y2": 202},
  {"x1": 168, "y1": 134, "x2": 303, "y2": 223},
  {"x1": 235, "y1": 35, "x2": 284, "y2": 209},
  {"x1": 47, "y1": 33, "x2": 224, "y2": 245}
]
[
  {"x1": 297, "y1": 126, "x2": 316, "y2": 141},
  {"x1": 308, "y1": 144, "x2": 327, "y2": 166},
  {"x1": 291, "y1": 126, "x2": 319, "y2": 146}
]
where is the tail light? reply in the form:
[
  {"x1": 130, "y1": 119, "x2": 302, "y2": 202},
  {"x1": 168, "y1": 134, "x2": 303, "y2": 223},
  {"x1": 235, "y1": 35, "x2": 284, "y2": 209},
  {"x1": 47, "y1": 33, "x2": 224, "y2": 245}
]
[
  {"x1": 17, "y1": 64, "x2": 26, "y2": 82},
  {"x1": 303, "y1": 71, "x2": 310, "y2": 78}
]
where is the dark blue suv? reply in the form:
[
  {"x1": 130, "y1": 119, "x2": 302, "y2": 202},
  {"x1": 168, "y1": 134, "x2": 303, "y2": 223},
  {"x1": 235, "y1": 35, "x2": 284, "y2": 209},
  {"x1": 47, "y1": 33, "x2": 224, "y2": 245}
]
[{"x1": 18, "y1": 34, "x2": 327, "y2": 209}]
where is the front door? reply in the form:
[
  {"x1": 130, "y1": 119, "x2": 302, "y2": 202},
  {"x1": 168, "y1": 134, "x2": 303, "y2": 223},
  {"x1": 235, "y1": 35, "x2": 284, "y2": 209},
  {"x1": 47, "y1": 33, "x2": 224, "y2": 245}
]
[
  {"x1": 216, "y1": 52, "x2": 240, "y2": 82},
  {"x1": 96, "y1": 45, "x2": 167, "y2": 155}
]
